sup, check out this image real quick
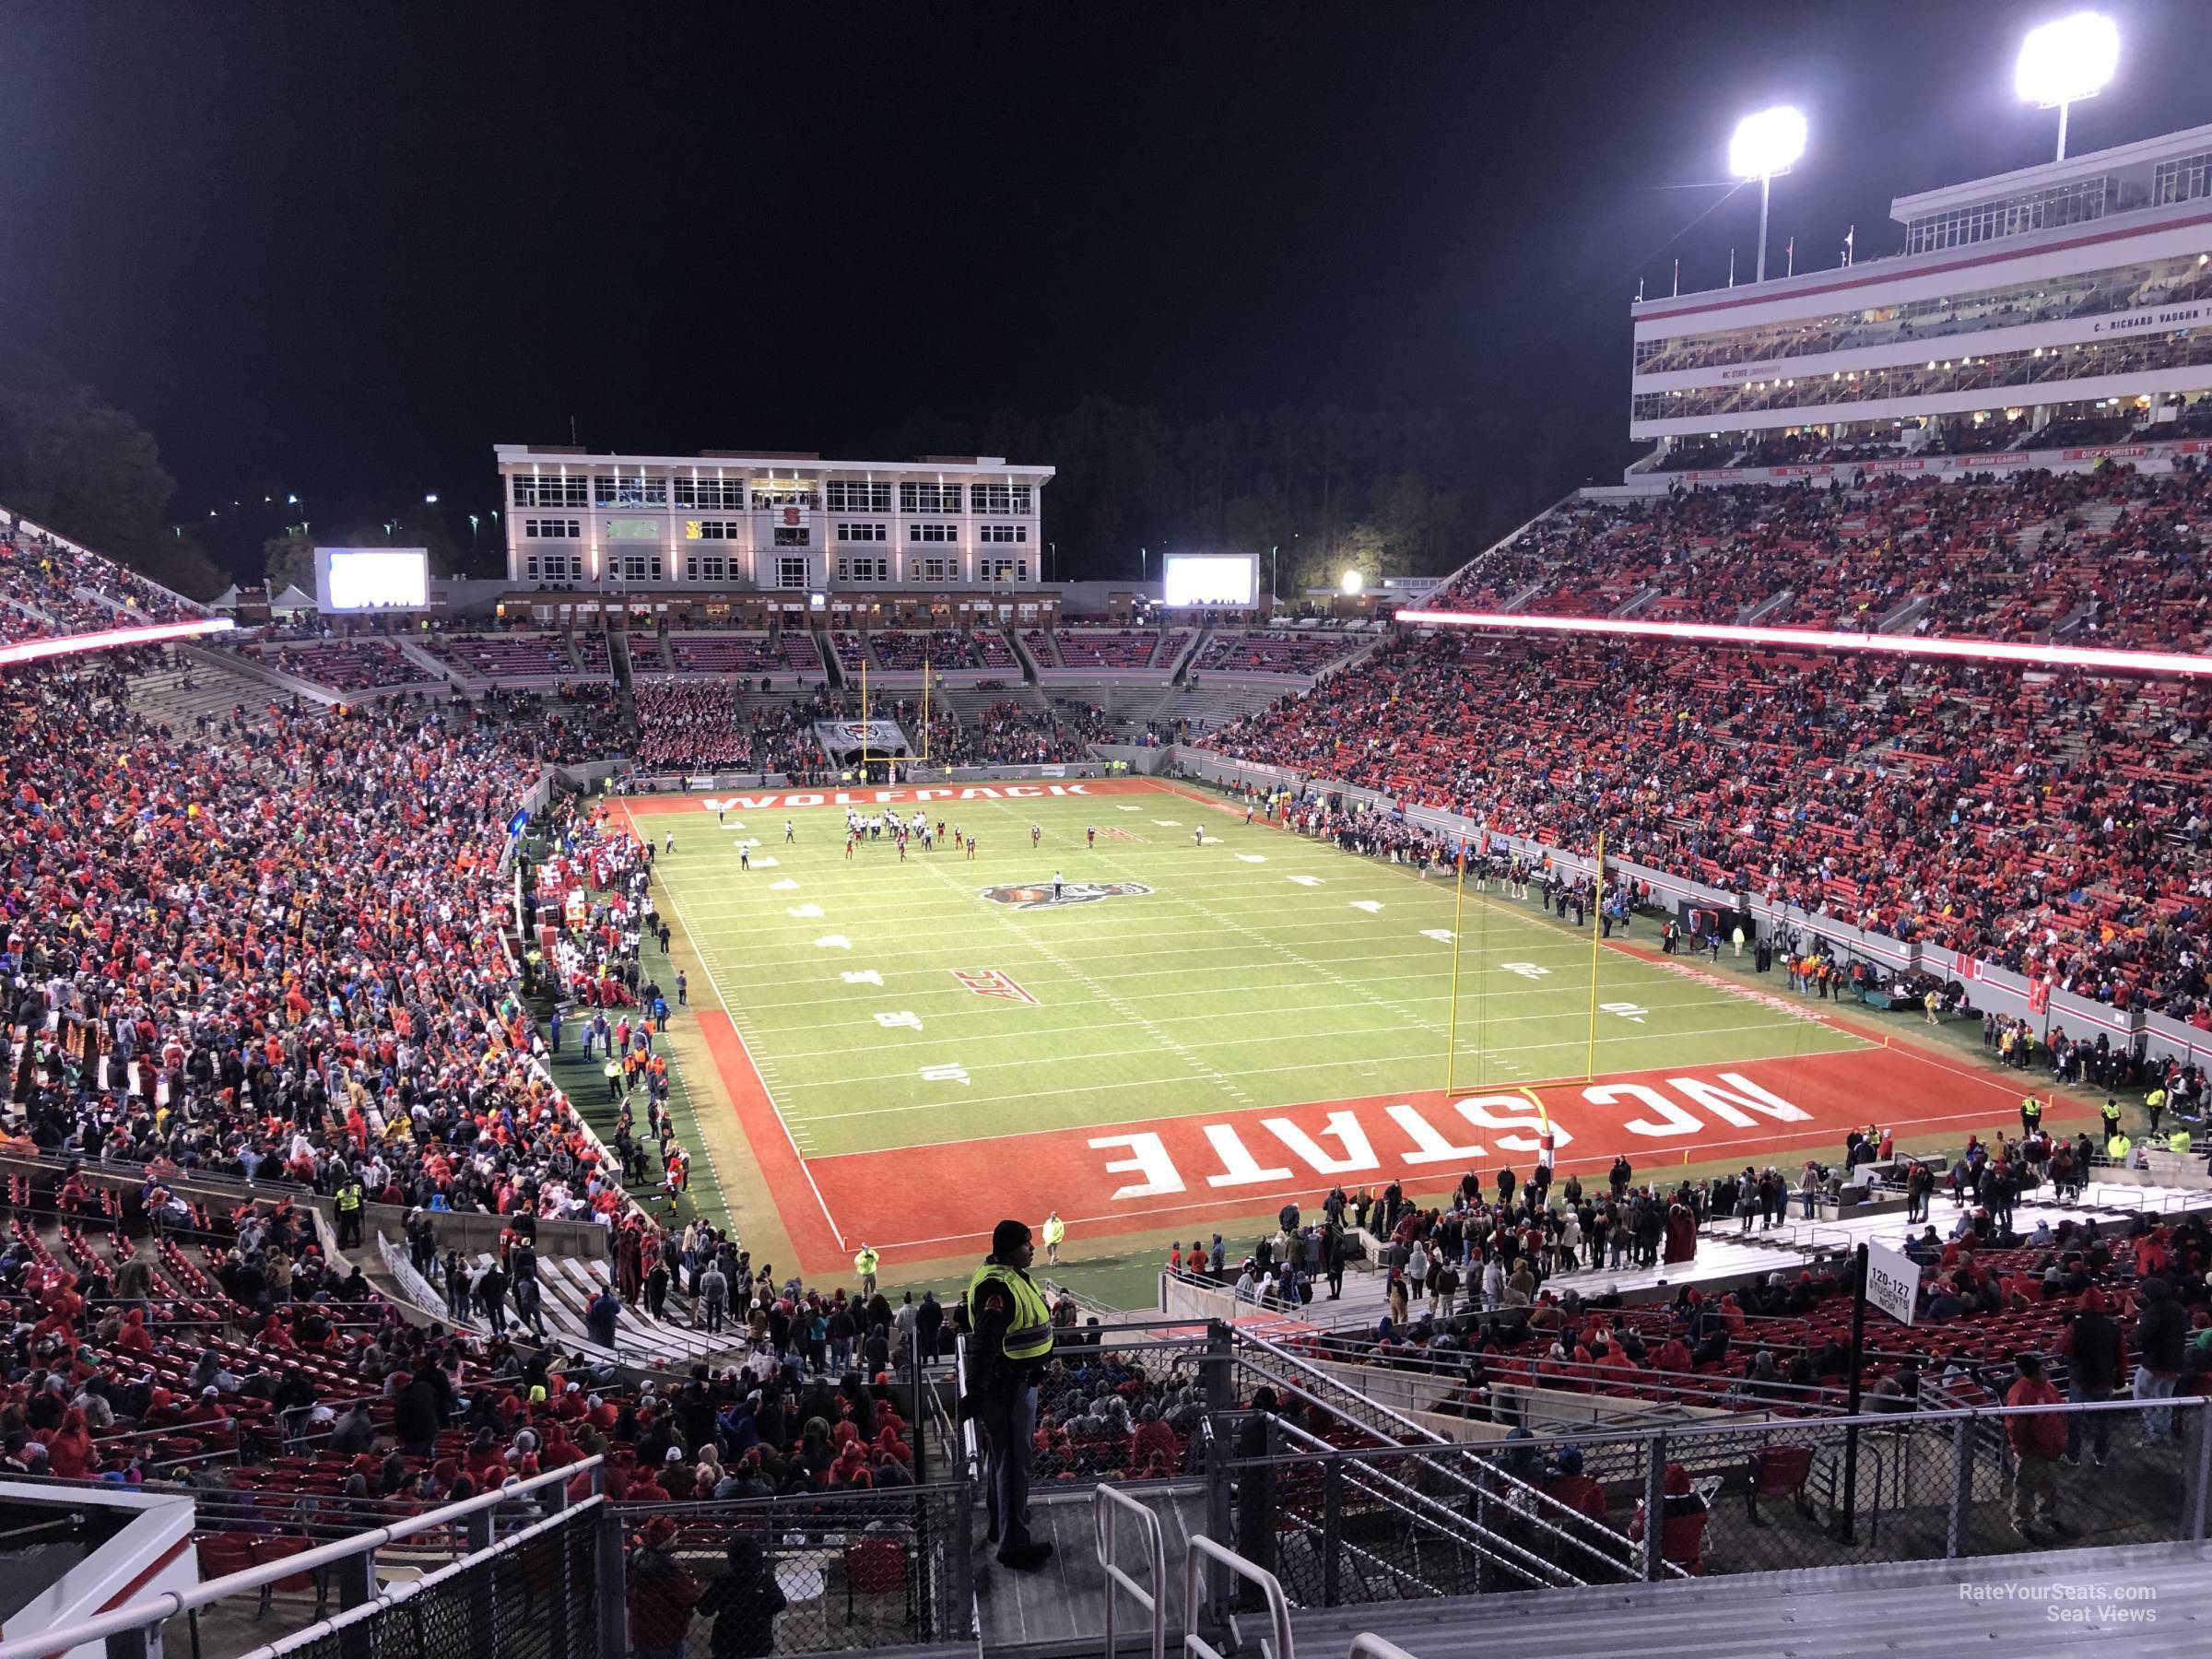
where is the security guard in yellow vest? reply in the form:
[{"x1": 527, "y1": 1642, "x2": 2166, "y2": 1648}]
[
  {"x1": 853, "y1": 1244, "x2": 878, "y2": 1300},
  {"x1": 1041, "y1": 1211, "x2": 1065, "y2": 1266},
  {"x1": 963, "y1": 1219, "x2": 1054, "y2": 1571},
  {"x1": 335, "y1": 1174, "x2": 364, "y2": 1250},
  {"x1": 2018, "y1": 1095, "x2": 2041, "y2": 1136},
  {"x1": 2146, "y1": 1086, "x2": 2169, "y2": 1136}
]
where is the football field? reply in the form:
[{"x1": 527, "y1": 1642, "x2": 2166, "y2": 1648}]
[{"x1": 621, "y1": 778, "x2": 2051, "y2": 1274}]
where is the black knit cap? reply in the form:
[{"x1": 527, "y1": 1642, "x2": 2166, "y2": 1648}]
[{"x1": 991, "y1": 1219, "x2": 1032, "y2": 1258}]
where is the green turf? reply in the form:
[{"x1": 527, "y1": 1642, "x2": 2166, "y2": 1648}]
[
  {"x1": 641, "y1": 788, "x2": 1871, "y2": 1159},
  {"x1": 547, "y1": 998, "x2": 734, "y2": 1234}
]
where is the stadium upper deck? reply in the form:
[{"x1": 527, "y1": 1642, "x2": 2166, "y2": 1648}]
[{"x1": 1632, "y1": 123, "x2": 2212, "y2": 467}]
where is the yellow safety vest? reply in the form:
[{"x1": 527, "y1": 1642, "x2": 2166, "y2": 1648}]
[
  {"x1": 1042, "y1": 1216, "x2": 1065, "y2": 1246},
  {"x1": 2019, "y1": 1098, "x2": 2041, "y2": 1121},
  {"x1": 335, "y1": 1185, "x2": 361, "y2": 1213},
  {"x1": 854, "y1": 1249, "x2": 878, "y2": 1276},
  {"x1": 967, "y1": 1263, "x2": 1054, "y2": 1363}
]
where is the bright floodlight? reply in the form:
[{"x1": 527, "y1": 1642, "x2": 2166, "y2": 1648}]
[
  {"x1": 1728, "y1": 106, "x2": 1807, "y2": 180},
  {"x1": 2017, "y1": 12, "x2": 2118, "y2": 108},
  {"x1": 1340, "y1": 570, "x2": 1365, "y2": 596}
]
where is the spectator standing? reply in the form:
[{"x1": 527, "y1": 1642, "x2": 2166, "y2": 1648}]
[
  {"x1": 2058, "y1": 1288, "x2": 2122, "y2": 1467},
  {"x1": 2004, "y1": 1354, "x2": 2067, "y2": 1539},
  {"x1": 627, "y1": 1516, "x2": 701, "y2": 1659}
]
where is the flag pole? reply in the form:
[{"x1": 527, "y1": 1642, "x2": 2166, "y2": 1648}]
[
  {"x1": 1585, "y1": 830, "x2": 1606, "y2": 1082},
  {"x1": 921, "y1": 646, "x2": 931, "y2": 764},
  {"x1": 860, "y1": 657, "x2": 870, "y2": 780},
  {"x1": 1445, "y1": 837, "x2": 1467, "y2": 1093}
]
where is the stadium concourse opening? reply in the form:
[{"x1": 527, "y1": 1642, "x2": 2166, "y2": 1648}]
[{"x1": 620, "y1": 778, "x2": 2077, "y2": 1277}]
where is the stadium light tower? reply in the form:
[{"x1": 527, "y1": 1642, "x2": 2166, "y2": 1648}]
[
  {"x1": 1339, "y1": 569, "x2": 1365, "y2": 596},
  {"x1": 1729, "y1": 106, "x2": 1807, "y2": 284},
  {"x1": 2017, "y1": 11, "x2": 2119, "y2": 161}
]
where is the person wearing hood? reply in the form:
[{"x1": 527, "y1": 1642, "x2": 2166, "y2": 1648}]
[
  {"x1": 40, "y1": 1407, "x2": 93, "y2": 1479},
  {"x1": 695, "y1": 1535, "x2": 784, "y2": 1659},
  {"x1": 626, "y1": 1515, "x2": 700, "y2": 1659},
  {"x1": 2134, "y1": 1276, "x2": 2187, "y2": 1442},
  {"x1": 1630, "y1": 1461, "x2": 1709, "y2": 1573},
  {"x1": 2059, "y1": 1286, "x2": 2123, "y2": 1466},
  {"x1": 328, "y1": 1401, "x2": 377, "y2": 1456}
]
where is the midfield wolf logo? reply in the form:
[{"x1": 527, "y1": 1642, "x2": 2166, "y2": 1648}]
[{"x1": 979, "y1": 880, "x2": 1154, "y2": 910}]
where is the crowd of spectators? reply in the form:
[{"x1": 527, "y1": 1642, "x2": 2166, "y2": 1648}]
[
  {"x1": 0, "y1": 525, "x2": 203, "y2": 645},
  {"x1": 890, "y1": 697, "x2": 1100, "y2": 767},
  {"x1": 630, "y1": 683, "x2": 825, "y2": 773},
  {"x1": 1187, "y1": 1168, "x2": 2212, "y2": 1435},
  {"x1": 0, "y1": 653, "x2": 638, "y2": 1221},
  {"x1": 1203, "y1": 630, "x2": 2212, "y2": 1017},
  {"x1": 1430, "y1": 464, "x2": 2212, "y2": 649}
]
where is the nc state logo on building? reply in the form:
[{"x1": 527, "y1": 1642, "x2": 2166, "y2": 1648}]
[{"x1": 782, "y1": 507, "x2": 801, "y2": 525}]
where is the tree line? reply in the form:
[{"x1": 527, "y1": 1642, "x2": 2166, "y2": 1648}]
[{"x1": 0, "y1": 350, "x2": 1632, "y2": 603}]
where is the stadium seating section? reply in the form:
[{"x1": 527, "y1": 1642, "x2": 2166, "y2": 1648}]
[
  {"x1": 418, "y1": 633, "x2": 584, "y2": 685},
  {"x1": 1193, "y1": 629, "x2": 1365, "y2": 677},
  {"x1": 0, "y1": 524, "x2": 203, "y2": 645},
  {"x1": 1429, "y1": 465, "x2": 2212, "y2": 650},
  {"x1": 663, "y1": 633, "x2": 785, "y2": 677},
  {"x1": 1205, "y1": 630, "x2": 2212, "y2": 1017},
  {"x1": 245, "y1": 640, "x2": 441, "y2": 693},
  {"x1": 1030, "y1": 628, "x2": 1181, "y2": 670}
]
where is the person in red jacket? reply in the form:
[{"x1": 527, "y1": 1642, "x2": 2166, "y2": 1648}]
[
  {"x1": 41, "y1": 1407, "x2": 94, "y2": 1480},
  {"x1": 626, "y1": 1515, "x2": 700, "y2": 1659},
  {"x1": 2004, "y1": 1352, "x2": 2067, "y2": 1538}
]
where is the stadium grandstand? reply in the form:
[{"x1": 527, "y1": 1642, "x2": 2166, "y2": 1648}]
[{"x1": 16, "y1": 65, "x2": 2212, "y2": 1659}]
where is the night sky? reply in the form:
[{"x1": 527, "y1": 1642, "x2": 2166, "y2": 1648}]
[{"x1": 1, "y1": 1, "x2": 2206, "y2": 535}]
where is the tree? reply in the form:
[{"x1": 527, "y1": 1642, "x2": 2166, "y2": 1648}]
[
  {"x1": 0, "y1": 347, "x2": 225, "y2": 598},
  {"x1": 262, "y1": 531, "x2": 317, "y2": 600}
]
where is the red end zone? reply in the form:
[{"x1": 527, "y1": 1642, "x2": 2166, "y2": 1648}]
[
  {"x1": 749, "y1": 1036, "x2": 2087, "y2": 1274},
  {"x1": 620, "y1": 776, "x2": 1168, "y2": 815}
]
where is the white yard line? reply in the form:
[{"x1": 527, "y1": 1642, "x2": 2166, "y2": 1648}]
[
  {"x1": 644, "y1": 841, "x2": 849, "y2": 1252},
  {"x1": 780, "y1": 1013, "x2": 1865, "y2": 1120}
]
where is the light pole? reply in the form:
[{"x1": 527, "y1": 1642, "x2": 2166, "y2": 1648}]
[
  {"x1": 1269, "y1": 544, "x2": 1278, "y2": 614},
  {"x1": 1139, "y1": 547, "x2": 1147, "y2": 586},
  {"x1": 1048, "y1": 540, "x2": 1056, "y2": 583},
  {"x1": 2017, "y1": 12, "x2": 2118, "y2": 162},
  {"x1": 1729, "y1": 106, "x2": 1806, "y2": 285}
]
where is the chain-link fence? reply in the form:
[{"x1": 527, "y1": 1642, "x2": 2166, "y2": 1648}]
[
  {"x1": 238, "y1": 1503, "x2": 596, "y2": 1659},
  {"x1": 609, "y1": 1484, "x2": 973, "y2": 1656},
  {"x1": 1208, "y1": 1393, "x2": 2212, "y2": 1606}
]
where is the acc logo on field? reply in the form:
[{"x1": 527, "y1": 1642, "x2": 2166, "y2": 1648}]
[
  {"x1": 979, "y1": 881, "x2": 1154, "y2": 910},
  {"x1": 953, "y1": 968, "x2": 1040, "y2": 1005}
]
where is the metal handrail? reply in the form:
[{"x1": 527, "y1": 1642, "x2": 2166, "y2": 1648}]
[
  {"x1": 1347, "y1": 1639, "x2": 1419, "y2": 1659},
  {"x1": 1095, "y1": 1483, "x2": 1169, "y2": 1659},
  {"x1": 0, "y1": 1453, "x2": 600, "y2": 1659},
  {"x1": 1273, "y1": 1419, "x2": 1636, "y2": 1590},
  {"x1": 1236, "y1": 1333, "x2": 1442, "y2": 1445},
  {"x1": 1184, "y1": 1534, "x2": 1294, "y2": 1659},
  {"x1": 236, "y1": 1497, "x2": 597, "y2": 1659}
]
